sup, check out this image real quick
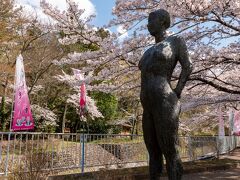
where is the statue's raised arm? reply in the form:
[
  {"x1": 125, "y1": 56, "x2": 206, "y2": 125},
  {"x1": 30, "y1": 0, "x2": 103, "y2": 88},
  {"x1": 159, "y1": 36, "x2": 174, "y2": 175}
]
[{"x1": 174, "y1": 37, "x2": 193, "y2": 98}]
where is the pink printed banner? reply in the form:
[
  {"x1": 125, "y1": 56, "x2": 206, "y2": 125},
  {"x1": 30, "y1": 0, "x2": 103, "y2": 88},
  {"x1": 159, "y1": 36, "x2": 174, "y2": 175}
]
[
  {"x1": 233, "y1": 111, "x2": 240, "y2": 136},
  {"x1": 72, "y1": 68, "x2": 87, "y2": 116},
  {"x1": 11, "y1": 55, "x2": 34, "y2": 131}
]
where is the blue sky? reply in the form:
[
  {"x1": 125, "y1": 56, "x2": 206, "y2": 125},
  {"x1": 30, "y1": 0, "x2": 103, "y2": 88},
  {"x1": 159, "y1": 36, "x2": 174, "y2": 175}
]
[
  {"x1": 17, "y1": 0, "x2": 120, "y2": 33},
  {"x1": 91, "y1": 0, "x2": 115, "y2": 27},
  {"x1": 16, "y1": 0, "x2": 115, "y2": 27}
]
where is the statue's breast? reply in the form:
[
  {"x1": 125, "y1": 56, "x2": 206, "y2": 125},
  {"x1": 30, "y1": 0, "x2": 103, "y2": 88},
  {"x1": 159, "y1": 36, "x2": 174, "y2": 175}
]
[
  {"x1": 139, "y1": 37, "x2": 178, "y2": 75},
  {"x1": 142, "y1": 41, "x2": 175, "y2": 74},
  {"x1": 155, "y1": 41, "x2": 174, "y2": 60}
]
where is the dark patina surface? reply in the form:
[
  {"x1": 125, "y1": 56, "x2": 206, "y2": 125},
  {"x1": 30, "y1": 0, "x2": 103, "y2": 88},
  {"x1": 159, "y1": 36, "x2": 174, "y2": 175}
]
[{"x1": 139, "y1": 9, "x2": 193, "y2": 180}]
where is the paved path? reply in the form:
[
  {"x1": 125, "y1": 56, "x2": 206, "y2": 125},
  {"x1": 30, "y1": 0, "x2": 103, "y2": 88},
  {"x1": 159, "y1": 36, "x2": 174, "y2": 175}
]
[
  {"x1": 163, "y1": 148, "x2": 240, "y2": 180},
  {"x1": 220, "y1": 148, "x2": 240, "y2": 161},
  {"x1": 161, "y1": 168, "x2": 240, "y2": 180},
  {"x1": 187, "y1": 148, "x2": 240, "y2": 179}
]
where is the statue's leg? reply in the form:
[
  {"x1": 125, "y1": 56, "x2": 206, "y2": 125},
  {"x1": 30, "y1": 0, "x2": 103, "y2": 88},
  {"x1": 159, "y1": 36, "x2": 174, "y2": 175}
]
[
  {"x1": 154, "y1": 119, "x2": 183, "y2": 179},
  {"x1": 162, "y1": 134, "x2": 183, "y2": 180},
  {"x1": 142, "y1": 110, "x2": 163, "y2": 180},
  {"x1": 152, "y1": 96, "x2": 183, "y2": 180}
]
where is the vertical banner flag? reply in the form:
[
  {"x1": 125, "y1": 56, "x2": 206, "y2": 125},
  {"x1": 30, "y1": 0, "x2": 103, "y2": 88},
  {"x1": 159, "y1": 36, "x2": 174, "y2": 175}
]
[
  {"x1": 233, "y1": 111, "x2": 240, "y2": 135},
  {"x1": 11, "y1": 55, "x2": 34, "y2": 131},
  {"x1": 229, "y1": 109, "x2": 234, "y2": 135},
  {"x1": 80, "y1": 83, "x2": 86, "y2": 116},
  {"x1": 72, "y1": 69, "x2": 86, "y2": 116},
  {"x1": 218, "y1": 107, "x2": 225, "y2": 138}
]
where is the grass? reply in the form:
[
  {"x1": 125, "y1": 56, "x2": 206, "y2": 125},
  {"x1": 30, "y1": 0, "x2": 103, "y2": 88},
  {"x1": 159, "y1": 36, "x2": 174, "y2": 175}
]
[{"x1": 90, "y1": 137, "x2": 144, "y2": 144}]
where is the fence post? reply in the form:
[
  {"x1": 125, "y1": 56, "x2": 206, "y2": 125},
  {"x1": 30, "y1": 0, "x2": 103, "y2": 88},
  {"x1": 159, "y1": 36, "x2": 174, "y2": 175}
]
[
  {"x1": 80, "y1": 134, "x2": 85, "y2": 173},
  {"x1": 51, "y1": 135, "x2": 54, "y2": 170},
  {"x1": 187, "y1": 136, "x2": 193, "y2": 161},
  {"x1": 4, "y1": 133, "x2": 11, "y2": 176},
  {"x1": 216, "y1": 137, "x2": 220, "y2": 159},
  {"x1": 0, "y1": 134, "x2": 3, "y2": 164},
  {"x1": 231, "y1": 136, "x2": 234, "y2": 151},
  {"x1": 234, "y1": 136, "x2": 237, "y2": 148}
]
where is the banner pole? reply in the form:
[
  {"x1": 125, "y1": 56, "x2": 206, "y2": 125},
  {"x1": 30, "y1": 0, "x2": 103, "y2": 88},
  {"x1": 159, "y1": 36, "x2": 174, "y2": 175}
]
[{"x1": 9, "y1": 56, "x2": 18, "y2": 132}]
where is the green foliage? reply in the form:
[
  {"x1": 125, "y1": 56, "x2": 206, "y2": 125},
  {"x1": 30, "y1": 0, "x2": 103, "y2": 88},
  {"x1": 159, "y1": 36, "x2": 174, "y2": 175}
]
[
  {"x1": 0, "y1": 96, "x2": 9, "y2": 131},
  {"x1": 62, "y1": 41, "x2": 99, "y2": 54},
  {"x1": 111, "y1": 125, "x2": 122, "y2": 134},
  {"x1": 82, "y1": 91, "x2": 118, "y2": 134},
  {"x1": 87, "y1": 119, "x2": 110, "y2": 134},
  {"x1": 90, "y1": 91, "x2": 118, "y2": 121},
  {"x1": 0, "y1": 96, "x2": 6, "y2": 130},
  {"x1": 65, "y1": 106, "x2": 81, "y2": 133},
  {"x1": 96, "y1": 28, "x2": 110, "y2": 39}
]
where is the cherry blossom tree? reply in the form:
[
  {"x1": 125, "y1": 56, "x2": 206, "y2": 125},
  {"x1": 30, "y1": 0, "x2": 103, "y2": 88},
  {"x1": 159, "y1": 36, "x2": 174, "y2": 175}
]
[
  {"x1": 41, "y1": 0, "x2": 239, "y2": 98},
  {"x1": 112, "y1": 0, "x2": 240, "y2": 97},
  {"x1": 32, "y1": 104, "x2": 58, "y2": 131},
  {"x1": 56, "y1": 70, "x2": 103, "y2": 119},
  {"x1": 40, "y1": 0, "x2": 240, "y2": 133}
]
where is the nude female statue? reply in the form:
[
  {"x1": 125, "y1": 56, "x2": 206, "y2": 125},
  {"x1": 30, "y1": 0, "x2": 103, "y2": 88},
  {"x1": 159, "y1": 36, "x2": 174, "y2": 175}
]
[{"x1": 139, "y1": 9, "x2": 192, "y2": 180}]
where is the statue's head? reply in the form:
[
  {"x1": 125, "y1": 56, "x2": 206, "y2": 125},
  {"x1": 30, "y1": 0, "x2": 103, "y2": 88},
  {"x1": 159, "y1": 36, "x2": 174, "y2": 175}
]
[{"x1": 147, "y1": 9, "x2": 171, "y2": 36}]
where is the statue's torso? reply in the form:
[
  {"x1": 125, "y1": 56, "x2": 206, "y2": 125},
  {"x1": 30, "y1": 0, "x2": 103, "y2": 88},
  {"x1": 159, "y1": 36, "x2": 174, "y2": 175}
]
[{"x1": 139, "y1": 36, "x2": 180, "y2": 108}]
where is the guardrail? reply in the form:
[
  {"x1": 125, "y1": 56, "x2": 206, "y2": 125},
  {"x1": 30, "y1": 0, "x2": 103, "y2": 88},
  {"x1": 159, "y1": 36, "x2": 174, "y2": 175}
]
[{"x1": 0, "y1": 132, "x2": 239, "y2": 176}]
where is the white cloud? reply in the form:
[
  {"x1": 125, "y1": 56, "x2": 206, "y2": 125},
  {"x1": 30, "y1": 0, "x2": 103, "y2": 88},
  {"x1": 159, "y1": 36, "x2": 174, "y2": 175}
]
[
  {"x1": 16, "y1": 0, "x2": 96, "y2": 22},
  {"x1": 116, "y1": 25, "x2": 128, "y2": 40},
  {"x1": 117, "y1": 25, "x2": 127, "y2": 34}
]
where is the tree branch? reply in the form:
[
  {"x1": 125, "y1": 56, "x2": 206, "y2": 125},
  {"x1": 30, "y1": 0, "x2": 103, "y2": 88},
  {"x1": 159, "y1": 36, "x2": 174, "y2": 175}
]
[{"x1": 189, "y1": 76, "x2": 240, "y2": 94}]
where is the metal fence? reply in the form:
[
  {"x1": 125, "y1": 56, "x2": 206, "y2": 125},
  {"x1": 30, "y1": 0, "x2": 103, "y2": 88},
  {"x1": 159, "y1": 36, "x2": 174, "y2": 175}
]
[{"x1": 0, "y1": 132, "x2": 239, "y2": 176}]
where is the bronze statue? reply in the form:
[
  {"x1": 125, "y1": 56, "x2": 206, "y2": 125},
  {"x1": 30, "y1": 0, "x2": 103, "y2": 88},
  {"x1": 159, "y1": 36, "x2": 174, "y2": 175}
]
[{"x1": 139, "y1": 9, "x2": 193, "y2": 180}]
